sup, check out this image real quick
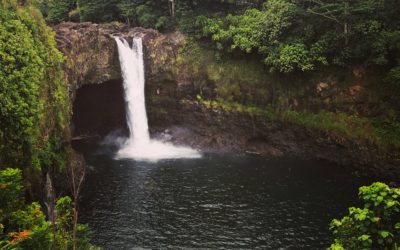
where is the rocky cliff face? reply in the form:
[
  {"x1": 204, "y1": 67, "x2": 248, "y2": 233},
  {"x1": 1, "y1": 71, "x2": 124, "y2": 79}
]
[
  {"x1": 53, "y1": 22, "x2": 184, "y2": 136},
  {"x1": 53, "y1": 22, "x2": 181, "y2": 94},
  {"x1": 53, "y1": 22, "x2": 399, "y2": 180},
  {"x1": 160, "y1": 102, "x2": 400, "y2": 179}
]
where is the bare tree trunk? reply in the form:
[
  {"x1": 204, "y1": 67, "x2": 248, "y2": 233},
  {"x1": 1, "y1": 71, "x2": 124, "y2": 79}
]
[
  {"x1": 169, "y1": 0, "x2": 175, "y2": 18},
  {"x1": 45, "y1": 172, "x2": 57, "y2": 250},
  {"x1": 172, "y1": 0, "x2": 175, "y2": 18},
  {"x1": 344, "y1": 0, "x2": 349, "y2": 46},
  {"x1": 68, "y1": 152, "x2": 86, "y2": 250}
]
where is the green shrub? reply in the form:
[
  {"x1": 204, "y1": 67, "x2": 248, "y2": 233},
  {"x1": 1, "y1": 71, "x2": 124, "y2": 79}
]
[
  {"x1": 385, "y1": 66, "x2": 400, "y2": 88},
  {"x1": 47, "y1": 0, "x2": 73, "y2": 23},
  {"x1": 8, "y1": 203, "x2": 53, "y2": 249},
  {"x1": 0, "y1": 168, "x2": 98, "y2": 249},
  {"x1": 330, "y1": 182, "x2": 400, "y2": 249},
  {"x1": 77, "y1": 0, "x2": 120, "y2": 22},
  {"x1": 265, "y1": 43, "x2": 315, "y2": 73},
  {"x1": 0, "y1": 168, "x2": 24, "y2": 221}
]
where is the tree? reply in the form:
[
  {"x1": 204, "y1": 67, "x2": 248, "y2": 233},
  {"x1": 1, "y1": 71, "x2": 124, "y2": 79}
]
[
  {"x1": 67, "y1": 152, "x2": 86, "y2": 250},
  {"x1": 201, "y1": 0, "x2": 321, "y2": 73},
  {"x1": 47, "y1": 0, "x2": 75, "y2": 23},
  {"x1": 77, "y1": 0, "x2": 121, "y2": 22},
  {"x1": 168, "y1": 0, "x2": 175, "y2": 17},
  {"x1": 202, "y1": 0, "x2": 297, "y2": 53},
  {"x1": 117, "y1": 0, "x2": 136, "y2": 25},
  {"x1": 306, "y1": 0, "x2": 352, "y2": 45},
  {"x1": 306, "y1": 0, "x2": 400, "y2": 66}
]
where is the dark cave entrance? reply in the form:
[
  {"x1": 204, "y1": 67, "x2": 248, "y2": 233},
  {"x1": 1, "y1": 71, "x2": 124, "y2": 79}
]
[{"x1": 72, "y1": 79, "x2": 128, "y2": 138}]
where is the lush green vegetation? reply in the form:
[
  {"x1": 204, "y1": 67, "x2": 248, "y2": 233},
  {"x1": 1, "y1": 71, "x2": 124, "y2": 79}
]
[
  {"x1": 1, "y1": 0, "x2": 399, "y2": 248},
  {"x1": 0, "y1": 1, "x2": 70, "y2": 181},
  {"x1": 0, "y1": 168, "x2": 97, "y2": 249},
  {"x1": 329, "y1": 182, "x2": 400, "y2": 249},
  {"x1": 199, "y1": 0, "x2": 400, "y2": 75},
  {"x1": 34, "y1": 0, "x2": 400, "y2": 80},
  {"x1": 0, "y1": 2, "x2": 98, "y2": 249}
]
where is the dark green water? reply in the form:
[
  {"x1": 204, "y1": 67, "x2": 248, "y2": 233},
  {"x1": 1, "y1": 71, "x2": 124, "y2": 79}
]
[{"x1": 77, "y1": 143, "x2": 366, "y2": 249}]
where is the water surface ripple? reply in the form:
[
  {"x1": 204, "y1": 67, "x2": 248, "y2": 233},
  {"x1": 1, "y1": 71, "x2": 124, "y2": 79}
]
[{"x1": 79, "y1": 147, "x2": 364, "y2": 249}]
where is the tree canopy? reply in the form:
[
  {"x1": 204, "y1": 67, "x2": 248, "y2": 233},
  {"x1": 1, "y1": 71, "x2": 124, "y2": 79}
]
[{"x1": 33, "y1": 0, "x2": 400, "y2": 82}]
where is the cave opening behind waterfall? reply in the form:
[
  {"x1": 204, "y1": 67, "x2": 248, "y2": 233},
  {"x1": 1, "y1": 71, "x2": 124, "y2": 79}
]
[{"x1": 72, "y1": 79, "x2": 128, "y2": 139}]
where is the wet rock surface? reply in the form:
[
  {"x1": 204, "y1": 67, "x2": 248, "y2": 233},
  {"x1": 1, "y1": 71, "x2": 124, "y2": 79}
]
[{"x1": 150, "y1": 102, "x2": 400, "y2": 180}]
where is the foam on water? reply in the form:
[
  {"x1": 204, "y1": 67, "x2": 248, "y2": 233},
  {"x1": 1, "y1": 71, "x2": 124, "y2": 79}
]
[{"x1": 114, "y1": 37, "x2": 200, "y2": 161}]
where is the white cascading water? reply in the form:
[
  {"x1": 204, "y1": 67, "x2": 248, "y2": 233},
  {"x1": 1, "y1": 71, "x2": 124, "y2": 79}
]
[{"x1": 115, "y1": 37, "x2": 200, "y2": 161}]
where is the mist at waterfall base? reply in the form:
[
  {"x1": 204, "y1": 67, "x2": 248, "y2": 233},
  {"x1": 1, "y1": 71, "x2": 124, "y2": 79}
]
[{"x1": 113, "y1": 37, "x2": 200, "y2": 161}]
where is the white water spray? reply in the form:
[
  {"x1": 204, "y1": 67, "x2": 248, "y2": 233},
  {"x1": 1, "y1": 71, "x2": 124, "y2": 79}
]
[{"x1": 115, "y1": 37, "x2": 200, "y2": 161}]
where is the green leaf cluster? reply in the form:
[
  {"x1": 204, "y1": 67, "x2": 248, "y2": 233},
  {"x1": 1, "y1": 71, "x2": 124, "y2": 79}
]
[
  {"x1": 0, "y1": 168, "x2": 24, "y2": 222},
  {"x1": 65, "y1": 0, "x2": 258, "y2": 29},
  {"x1": 77, "y1": 0, "x2": 120, "y2": 23},
  {"x1": 330, "y1": 182, "x2": 400, "y2": 249},
  {"x1": 200, "y1": 0, "x2": 324, "y2": 73},
  {"x1": 199, "y1": 0, "x2": 400, "y2": 76}
]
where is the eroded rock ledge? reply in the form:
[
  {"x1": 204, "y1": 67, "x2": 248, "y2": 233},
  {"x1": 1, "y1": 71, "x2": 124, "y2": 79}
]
[{"x1": 158, "y1": 101, "x2": 400, "y2": 180}]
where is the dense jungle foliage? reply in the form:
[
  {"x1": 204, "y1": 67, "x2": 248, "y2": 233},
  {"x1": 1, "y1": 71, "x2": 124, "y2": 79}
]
[
  {"x1": 34, "y1": 0, "x2": 400, "y2": 84},
  {"x1": 0, "y1": 0, "x2": 70, "y2": 186}
]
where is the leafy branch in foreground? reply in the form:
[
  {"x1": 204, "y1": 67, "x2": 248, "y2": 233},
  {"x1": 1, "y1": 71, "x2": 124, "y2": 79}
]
[
  {"x1": 0, "y1": 168, "x2": 99, "y2": 249},
  {"x1": 329, "y1": 182, "x2": 400, "y2": 249}
]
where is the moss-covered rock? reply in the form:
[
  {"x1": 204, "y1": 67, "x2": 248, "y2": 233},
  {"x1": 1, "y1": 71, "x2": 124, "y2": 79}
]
[{"x1": 54, "y1": 22, "x2": 121, "y2": 88}]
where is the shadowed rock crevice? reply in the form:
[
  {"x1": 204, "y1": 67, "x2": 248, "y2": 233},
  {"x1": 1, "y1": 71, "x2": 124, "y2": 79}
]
[{"x1": 72, "y1": 79, "x2": 128, "y2": 138}]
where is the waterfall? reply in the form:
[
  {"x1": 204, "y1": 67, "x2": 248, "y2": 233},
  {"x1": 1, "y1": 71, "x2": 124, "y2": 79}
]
[
  {"x1": 115, "y1": 38, "x2": 149, "y2": 145},
  {"x1": 115, "y1": 37, "x2": 200, "y2": 161}
]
